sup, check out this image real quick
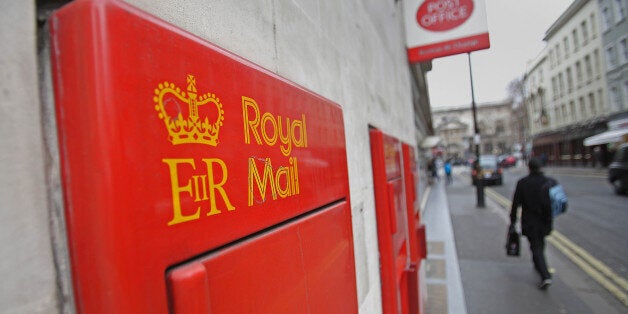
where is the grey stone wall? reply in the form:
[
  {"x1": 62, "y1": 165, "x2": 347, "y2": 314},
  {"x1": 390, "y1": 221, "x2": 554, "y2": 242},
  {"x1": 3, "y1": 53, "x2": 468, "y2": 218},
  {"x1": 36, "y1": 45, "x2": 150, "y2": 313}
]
[{"x1": 0, "y1": 1, "x2": 60, "y2": 313}]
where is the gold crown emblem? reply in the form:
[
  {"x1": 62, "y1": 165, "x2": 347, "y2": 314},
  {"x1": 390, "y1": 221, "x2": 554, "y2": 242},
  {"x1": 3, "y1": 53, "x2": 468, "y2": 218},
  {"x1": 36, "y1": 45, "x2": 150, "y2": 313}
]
[{"x1": 154, "y1": 75, "x2": 224, "y2": 146}]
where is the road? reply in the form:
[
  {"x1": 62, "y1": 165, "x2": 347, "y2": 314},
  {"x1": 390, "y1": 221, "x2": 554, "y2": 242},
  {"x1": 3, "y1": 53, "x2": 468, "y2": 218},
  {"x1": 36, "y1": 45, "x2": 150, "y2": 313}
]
[{"x1": 447, "y1": 164, "x2": 628, "y2": 313}]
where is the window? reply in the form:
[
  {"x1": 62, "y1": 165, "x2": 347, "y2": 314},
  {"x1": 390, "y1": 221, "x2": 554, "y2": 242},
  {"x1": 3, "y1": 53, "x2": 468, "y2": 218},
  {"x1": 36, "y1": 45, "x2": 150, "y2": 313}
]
[
  {"x1": 614, "y1": 0, "x2": 626, "y2": 23},
  {"x1": 620, "y1": 37, "x2": 628, "y2": 64},
  {"x1": 606, "y1": 45, "x2": 618, "y2": 69},
  {"x1": 566, "y1": 67, "x2": 573, "y2": 92},
  {"x1": 611, "y1": 86, "x2": 621, "y2": 109},
  {"x1": 589, "y1": 93, "x2": 596, "y2": 115},
  {"x1": 573, "y1": 29, "x2": 580, "y2": 51},
  {"x1": 559, "y1": 72, "x2": 565, "y2": 97},
  {"x1": 591, "y1": 13, "x2": 597, "y2": 38},
  {"x1": 563, "y1": 37, "x2": 570, "y2": 57},
  {"x1": 623, "y1": 80, "x2": 628, "y2": 110},
  {"x1": 621, "y1": 146, "x2": 628, "y2": 163},
  {"x1": 549, "y1": 48, "x2": 555, "y2": 67},
  {"x1": 594, "y1": 49, "x2": 601, "y2": 77},
  {"x1": 495, "y1": 120, "x2": 505, "y2": 134},
  {"x1": 581, "y1": 21, "x2": 589, "y2": 45},
  {"x1": 555, "y1": 44, "x2": 561, "y2": 64},
  {"x1": 602, "y1": 6, "x2": 612, "y2": 31},
  {"x1": 539, "y1": 106, "x2": 548, "y2": 127},
  {"x1": 498, "y1": 142, "x2": 507, "y2": 153},
  {"x1": 576, "y1": 61, "x2": 583, "y2": 87},
  {"x1": 478, "y1": 121, "x2": 487, "y2": 134},
  {"x1": 484, "y1": 143, "x2": 493, "y2": 154},
  {"x1": 555, "y1": 107, "x2": 561, "y2": 124},
  {"x1": 598, "y1": 89, "x2": 605, "y2": 112},
  {"x1": 539, "y1": 68, "x2": 544, "y2": 83},
  {"x1": 552, "y1": 77, "x2": 558, "y2": 99},
  {"x1": 561, "y1": 103, "x2": 567, "y2": 123},
  {"x1": 579, "y1": 97, "x2": 586, "y2": 118},
  {"x1": 585, "y1": 55, "x2": 593, "y2": 82},
  {"x1": 570, "y1": 101, "x2": 576, "y2": 121},
  {"x1": 532, "y1": 102, "x2": 539, "y2": 128}
]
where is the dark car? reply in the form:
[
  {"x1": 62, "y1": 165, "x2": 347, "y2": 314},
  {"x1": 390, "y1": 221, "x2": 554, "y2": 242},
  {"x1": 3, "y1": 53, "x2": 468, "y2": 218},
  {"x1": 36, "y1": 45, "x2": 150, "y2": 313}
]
[
  {"x1": 609, "y1": 143, "x2": 628, "y2": 195},
  {"x1": 472, "y1": 154, "x2": 503, "y2": 186}
]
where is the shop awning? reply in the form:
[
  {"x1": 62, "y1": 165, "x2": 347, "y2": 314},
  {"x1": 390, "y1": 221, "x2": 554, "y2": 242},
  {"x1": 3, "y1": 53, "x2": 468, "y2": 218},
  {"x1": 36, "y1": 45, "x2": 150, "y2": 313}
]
[
  {"x1": 420, "y1": 136, "x2": 442, "y2": 149},
  {"x1": 583, "y1": 129, "x2": 628, "y2": 146}
]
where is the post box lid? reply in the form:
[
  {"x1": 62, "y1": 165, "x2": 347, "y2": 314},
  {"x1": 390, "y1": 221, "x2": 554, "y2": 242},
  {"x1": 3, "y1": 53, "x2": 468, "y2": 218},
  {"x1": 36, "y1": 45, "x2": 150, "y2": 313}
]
[{"x1": 167, "y1": 202, "x2": 358, "y2": 313}]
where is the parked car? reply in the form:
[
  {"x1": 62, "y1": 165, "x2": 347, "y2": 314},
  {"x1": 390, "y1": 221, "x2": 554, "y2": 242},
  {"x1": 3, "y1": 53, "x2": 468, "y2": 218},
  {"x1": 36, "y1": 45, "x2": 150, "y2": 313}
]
[
  {"x1": 499, "y1": 154, "x2": 517, "y2": 168},
  {"x1": 472, "y1": 154, "x2": 503, "y2": 186},
  {"x1": 608, "y1": 143, "x2": 628, "y2": 195}
]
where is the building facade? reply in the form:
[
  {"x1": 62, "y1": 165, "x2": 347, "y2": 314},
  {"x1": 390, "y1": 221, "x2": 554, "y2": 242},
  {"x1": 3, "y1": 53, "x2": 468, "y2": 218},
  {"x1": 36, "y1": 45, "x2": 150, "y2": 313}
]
[
  {"x1": 432, "y1": 100, "x2": 518, "y2": 160},
  {"x1": 598, "y1": 0, "x2": 628, "y2": 113},
  {"x1": 1, "y1": 1, "x2": 433, "y2": 313},
  {"x1": 434, "y1": 116, "x2": 469, "y2": 160},
  {"x1": 523, "y1": 0, "x2": 627, "y2": 166}
]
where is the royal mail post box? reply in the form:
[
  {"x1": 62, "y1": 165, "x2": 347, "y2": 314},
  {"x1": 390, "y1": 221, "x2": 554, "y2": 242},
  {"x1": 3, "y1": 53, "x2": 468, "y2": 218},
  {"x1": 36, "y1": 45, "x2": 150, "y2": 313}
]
[
  {"x1": 49, "y1": 0, "x2": 357, "y2": 312},
  {"x1": 370, "y1": 129, "x2": 411, "y2": 314}
]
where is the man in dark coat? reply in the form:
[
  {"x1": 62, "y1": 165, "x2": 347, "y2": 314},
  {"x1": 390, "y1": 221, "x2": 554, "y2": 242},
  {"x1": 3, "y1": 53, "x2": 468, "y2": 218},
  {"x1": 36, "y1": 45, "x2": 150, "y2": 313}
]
[{"x1": 510, "y1": 158, "x2": 553, "y2": 289}]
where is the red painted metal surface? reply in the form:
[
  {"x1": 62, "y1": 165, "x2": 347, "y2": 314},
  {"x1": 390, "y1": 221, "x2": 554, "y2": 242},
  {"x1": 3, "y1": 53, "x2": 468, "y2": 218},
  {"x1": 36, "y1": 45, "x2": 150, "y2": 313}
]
[
  {"x1": 402, "y1": 143, "x2": 426, "y2": 314},
  {"x1": 49, "y1": 0, "x2": 355, "y2": 312},
  {"x1": 416, "y1": 224, "x2": 428, "y2": 261},
  {"x1": 370, "y1": 129, "x2": 411, "y2": 314},
  {"x1": 403, "y1": 144, "x2": 420, "y2": 263},
  {"x1": 168, "y1": 202, "x2": 356, "y2": 313}
]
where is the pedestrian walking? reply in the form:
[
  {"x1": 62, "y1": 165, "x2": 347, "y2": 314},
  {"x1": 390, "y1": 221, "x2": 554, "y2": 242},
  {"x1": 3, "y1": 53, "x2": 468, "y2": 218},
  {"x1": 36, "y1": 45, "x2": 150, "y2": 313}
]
[
  {"x1": 444, "y1": 160, "x2": 452, "y2": 185},
  {"x1": 509, "y1": 158, "x2": 555, "y2": 290},
  {"x1": 427, "y1": 158, "x2": 438, "y2": 184}
]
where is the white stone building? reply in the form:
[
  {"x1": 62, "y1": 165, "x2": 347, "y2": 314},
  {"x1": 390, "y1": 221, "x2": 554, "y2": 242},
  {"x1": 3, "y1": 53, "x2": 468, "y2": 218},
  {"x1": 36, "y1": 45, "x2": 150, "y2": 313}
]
[
  {"x1": 432, "y1": 100, "x2": 517, "y2": 160},
  {"x1": 523, "y1": 0, "x2": 620, "y2": 166}
]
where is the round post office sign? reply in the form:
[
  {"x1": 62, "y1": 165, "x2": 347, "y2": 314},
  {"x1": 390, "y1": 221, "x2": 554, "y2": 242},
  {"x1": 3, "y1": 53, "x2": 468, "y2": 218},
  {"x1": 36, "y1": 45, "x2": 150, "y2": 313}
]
[{"x1": 416, "y1": 0, "x2": 475, "y2": 32}]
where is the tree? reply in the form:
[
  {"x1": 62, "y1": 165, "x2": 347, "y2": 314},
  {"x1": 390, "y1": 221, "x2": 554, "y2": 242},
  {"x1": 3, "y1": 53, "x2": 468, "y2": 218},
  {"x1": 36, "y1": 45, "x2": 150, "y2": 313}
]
[
  {"x1": 507, "y1": 76, "x2": 529, "y2": 153},
  {"x1": 507, "y1": 76, "x2": 525, "y2": 108}
]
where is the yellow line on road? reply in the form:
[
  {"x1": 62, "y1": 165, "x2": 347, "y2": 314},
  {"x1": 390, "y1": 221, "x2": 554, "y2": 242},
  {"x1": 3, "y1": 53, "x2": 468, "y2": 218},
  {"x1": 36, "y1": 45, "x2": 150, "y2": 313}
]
[
  {"x1": 484, "y1": 188, "x2": 511, "y2": 208},
  {"x1": 551, "y1": 232, "x2": 628, "y2": 291},
  {"x1": 484, "y1": 187, "x2": 628, "y2": 306},
  {"x1": 549, "y1": 174, "x2": 607, "y2": 179},
  {"x1": 544, "y1": 170, "x2": 606, "y2": 179},
  {"x1": 547, "y1": 236, "x2": 628, "y2": 306}
]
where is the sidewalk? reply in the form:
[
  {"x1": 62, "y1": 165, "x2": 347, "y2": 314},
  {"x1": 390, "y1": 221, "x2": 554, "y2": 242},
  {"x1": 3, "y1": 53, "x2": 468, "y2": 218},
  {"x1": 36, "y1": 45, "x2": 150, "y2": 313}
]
[
  {"x1": 442, "y1": 174, "x2": 545, "y2": 314},
  {"x1": 421, "y1": 177, "x2": 467, "y2": 314},
  {"x1": 422, "y1": 164, "x2": 626, "y2": 314},
  {"x1": 420, "y1": 172, "x2": 561, "y2": 314}
]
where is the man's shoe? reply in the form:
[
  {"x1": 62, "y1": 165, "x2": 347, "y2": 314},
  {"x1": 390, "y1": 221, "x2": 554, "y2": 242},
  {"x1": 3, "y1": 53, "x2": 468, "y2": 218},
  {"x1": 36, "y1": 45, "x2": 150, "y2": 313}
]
[{"x1": 538, "y1": 279, "x2": 552, "y2": 290}]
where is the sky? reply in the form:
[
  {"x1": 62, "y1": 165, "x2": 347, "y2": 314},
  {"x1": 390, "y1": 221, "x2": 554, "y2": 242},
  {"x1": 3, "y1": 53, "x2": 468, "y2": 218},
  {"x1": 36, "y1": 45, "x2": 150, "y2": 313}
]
[{"x1": 426, "y1": 0, "x2": 575, "y2": 109}]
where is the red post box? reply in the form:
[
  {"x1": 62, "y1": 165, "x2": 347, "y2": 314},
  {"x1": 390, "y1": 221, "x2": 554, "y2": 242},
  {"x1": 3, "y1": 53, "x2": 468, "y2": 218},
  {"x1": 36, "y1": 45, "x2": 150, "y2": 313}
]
[
  {"x1": 49, "y1": 0, "x2": 357, "y2": 312},
  {"x1": 370, "y1": 129, "x2": 411, "y2": 314},
  {"x1": 370, "y1": 130, "x2": 428, "y2": 314}
]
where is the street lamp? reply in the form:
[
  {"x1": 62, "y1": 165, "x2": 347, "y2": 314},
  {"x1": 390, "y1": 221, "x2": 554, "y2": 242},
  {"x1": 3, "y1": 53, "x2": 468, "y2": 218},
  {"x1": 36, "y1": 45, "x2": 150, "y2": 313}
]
[{"x1": 468, "y1": 53, "x2": 485, "y2": 208}]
